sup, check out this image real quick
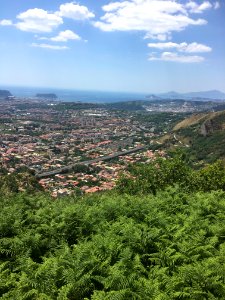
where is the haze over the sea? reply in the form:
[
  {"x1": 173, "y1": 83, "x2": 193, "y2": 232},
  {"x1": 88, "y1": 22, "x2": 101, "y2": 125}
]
[{"x1": 1, "y1": 86, "x2": 147, "y2": 103}]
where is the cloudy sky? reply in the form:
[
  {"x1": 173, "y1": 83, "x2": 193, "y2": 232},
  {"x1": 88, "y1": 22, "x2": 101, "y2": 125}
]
[{"x1": 0, "y1": 0, "x2": 224, "y2": 93}]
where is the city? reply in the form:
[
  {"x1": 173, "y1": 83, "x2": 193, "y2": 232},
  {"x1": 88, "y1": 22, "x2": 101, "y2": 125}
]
[{"x1": 0, "y1": 96, "x2": 171, "y2": 197}]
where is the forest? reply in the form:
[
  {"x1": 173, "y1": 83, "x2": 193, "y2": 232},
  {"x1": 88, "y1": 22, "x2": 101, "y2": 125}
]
[{"x1": 1, "y1": 156, "x2": 225, "y2": 299}]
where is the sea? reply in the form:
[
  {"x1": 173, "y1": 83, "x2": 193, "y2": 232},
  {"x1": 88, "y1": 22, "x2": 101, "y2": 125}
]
[{"x1": 1, "y1": 86, "x2": 147, "y2": 103}]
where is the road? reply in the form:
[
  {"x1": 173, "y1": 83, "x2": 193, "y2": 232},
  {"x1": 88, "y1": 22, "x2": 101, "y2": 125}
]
[{"x1": 36, "y1": 146, "x2": 146, "y2": 179}]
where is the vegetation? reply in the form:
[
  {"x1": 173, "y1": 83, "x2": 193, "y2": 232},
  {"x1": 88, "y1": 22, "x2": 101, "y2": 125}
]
[
  {"x1": 117, "y1": 156, "x2": 225, "y2": 195},
  {"x1": 185, "y1": 130, "x2": 225, "y2": 162},
  {"x1": 0, "y1": 169, "x2": 42, "y2": 194},
  {"x1": 36, "y1": 93, "x2": 57, "y2": 99},
  {"x1": 160, "y1": 110, "x2": 225, "y2": 163},
  {"x1": 55, "y1": 102, "x2": 102, "y2": 111},
  {"x1": 1, "y1": 158, "x2": 225, "y2": 299},
  {"x1": 106, "y1": 101, "x2": 146, "y2": 111}
]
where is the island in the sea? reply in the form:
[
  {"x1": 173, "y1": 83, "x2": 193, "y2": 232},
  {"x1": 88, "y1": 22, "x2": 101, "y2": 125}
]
[
  {"x1": 36, "y1": 93, "x2": 57, "y2": 99},
  {"x1": 0, "y1": 90, "x2": 12, "y2": 98}
]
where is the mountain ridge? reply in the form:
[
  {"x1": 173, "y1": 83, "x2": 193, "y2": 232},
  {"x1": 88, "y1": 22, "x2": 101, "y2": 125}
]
[{"x1": 156, "y1": 89, "x2": 225, "y2": 100}]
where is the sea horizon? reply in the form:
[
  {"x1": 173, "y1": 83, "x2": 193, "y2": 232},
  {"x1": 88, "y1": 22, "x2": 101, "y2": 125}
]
[{"x1": 0, "y1": 85, "x2": 147, "y2": 103}]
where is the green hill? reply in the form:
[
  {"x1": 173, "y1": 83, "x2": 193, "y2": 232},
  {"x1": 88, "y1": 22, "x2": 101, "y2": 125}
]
[{"x1": 160, "y1": 110, "x2": 225, "y2": 163}]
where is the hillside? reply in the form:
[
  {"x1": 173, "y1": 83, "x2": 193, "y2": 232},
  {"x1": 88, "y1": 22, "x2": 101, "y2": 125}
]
[
  {"x1": 173, "y1": 112, "x2": 211, "y2": 130},
  {"x1": 1, "y1": 158, "x2": 225, "y2": 299},
  {"x1": 106, "y1": 99, "x2": 219, "y2": 112},
  {"x1": 160, "y1": 110, "x2": 225, "y2": 162},
  {"x1": 107, "y1": 100, "x2": 146, "y2": 111}
]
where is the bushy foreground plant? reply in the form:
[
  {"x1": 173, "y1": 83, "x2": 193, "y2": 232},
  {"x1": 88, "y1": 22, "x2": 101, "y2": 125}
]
[
  {"x1": 117, "y1": 156, "x2": 225, "y2": 195},
  {"x1": 1, "y1": 158, "x2": 225, "y2": 299},
  {"x1": 1, "y1": 186, "x2": 225, "y2": 299}
]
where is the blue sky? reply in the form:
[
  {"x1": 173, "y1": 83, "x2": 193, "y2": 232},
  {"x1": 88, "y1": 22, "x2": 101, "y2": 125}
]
[{"x1": 0, "y1": 0, "x2": 224, "y2": 93}]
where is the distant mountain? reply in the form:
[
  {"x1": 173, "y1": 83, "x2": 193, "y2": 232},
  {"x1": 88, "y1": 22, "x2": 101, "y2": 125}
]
[
  {"x1": 157, "y1": 90, "x2": 225, "y2": 100},
  {"x1": 158, "y1": 91, "x2": 182, "y2": 99},
  {"x1": 184, "y1": 90, "x2": 225, "y2": 100},
  {"x1": 145, "y1": 94, "x2": 162, "y2": 100},
  {"x1": 0, "y1": 90, "x2": 12, "y2": 98}
]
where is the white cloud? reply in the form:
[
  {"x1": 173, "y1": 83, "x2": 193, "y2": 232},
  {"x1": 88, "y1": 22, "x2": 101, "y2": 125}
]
[
  {"x1": 94, "y1": 0, "x2": 208, "y2": 40},
  {"x1": 4, "y1": 3, "x2": 94, "y2": 34},
  {"x1": 214, "y1": 1, "x2": 220, "y2": 9},
  {"x1": 31, "y1": 43, "x2": 69, "y2": 50},
  {"x1": 58, "y1": 2, "x2": 95, "y2": 20},
  {"x1": 148, "y1": 42, "x2": 184, "y2": 50},
  {"x1": 145, "y1": 33, "x2": 168, "y2": 41},
  {"x1": 46, "y1": 30, "x2": 81, "y2": 42},
  {"x1": 102, "y1": 2, "x2": 129, "y2": 12},
  {"x1": 184, "y1": 42, "x2": 211, "y2": 53},
  {"x1": 149, "y1": 51, "x2": 204, "y2": 63},
  {"x1": 147, "y1": 42, "x2": 212, "y2": 53},
  {"x1": 0, "y1": 19, "x2": 13, "y2": 26},
  {"x1": 16, "y1": 8, "x2": 63, "y2": 33},
  {"x1": 186, "y1": 1, "x2": 212, "y2": 14}
]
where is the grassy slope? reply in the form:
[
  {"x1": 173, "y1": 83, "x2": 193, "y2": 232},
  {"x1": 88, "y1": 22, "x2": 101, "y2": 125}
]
[{"x1": 159, "y1": 110, "x2": 225, "y2": 163}]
